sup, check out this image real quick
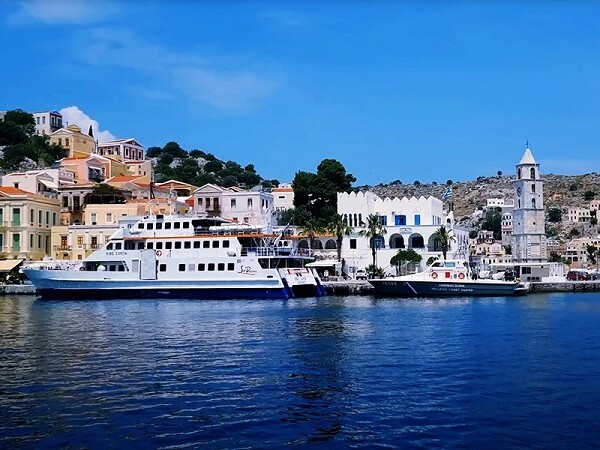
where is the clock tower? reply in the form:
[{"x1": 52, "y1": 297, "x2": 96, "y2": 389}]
[{"x1": 511, "y1": 145, "x2": 547, "y2": 262}]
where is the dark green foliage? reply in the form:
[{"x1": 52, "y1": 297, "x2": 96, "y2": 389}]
[
  {"x1": 446, "y1": 180, "x2": 453, "y2": 186},
  {"x1": 86, "y1": 184, "x2": 126, "y2": 204},
  {"x1": 569, "y1": 228, "x2": 580, "y2": 237},
  {"x1": 148, "y1": 141, "x2": 270, "y2": 189},
  {"x1": 569, "y1": 183, "x2": 579, "y2": 191},
  {"x1": 481, "y1": 208, "x2": 502, "y2": 240},
  {"x1": 291, "y1": 159, "x2": 356, "y2": 226},
  {"x1": 414, "y1": 180, "x2": 421, "y2": 186},
  {"x1": 547, "y1": 207, "x2": 562, "y2": 223},
  {"x1": 390, "y1": 249, "x2": 422, "y2": 267},
  {"x1": 591, "y1": 217, "x2": 598, "y2": 226},
  {"x1": 584, "y1": 190, "x2": 596, "y2": 201},
  {"x1": 0, "y1": 109, "x2": 67, "y2": 170},
  {"x1": 469, "y1": 230, "x2": 478, "y2": 239}
]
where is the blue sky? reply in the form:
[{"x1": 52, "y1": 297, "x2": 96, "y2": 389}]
[{"x1": 2, "y1": 1, "x2": 600, "y2": 186}]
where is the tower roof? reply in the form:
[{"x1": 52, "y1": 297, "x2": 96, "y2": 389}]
[{"x1": 519, "y1": 147, "x2": 536, "y2": 165}]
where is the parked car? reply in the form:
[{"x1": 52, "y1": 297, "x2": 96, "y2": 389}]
[
  {"x1": 567, "y1": 270, "x2": 591, "y2": 281},
  {"x1": 355, "y1": 269, "x2": 367, "y2": 280}
]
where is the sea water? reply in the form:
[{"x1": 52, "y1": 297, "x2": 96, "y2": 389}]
[{"x1": 2, "y1": 293, "x2": 600, "y2": 448}]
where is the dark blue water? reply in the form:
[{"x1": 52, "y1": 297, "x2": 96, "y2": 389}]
[{"x1": 2, "y1": 293, "x2": 600, "y2": 448}]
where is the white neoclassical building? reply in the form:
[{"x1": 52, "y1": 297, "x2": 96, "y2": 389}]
[{"x1": 334, "y1": 191, "x2": 470, "y2": 273}]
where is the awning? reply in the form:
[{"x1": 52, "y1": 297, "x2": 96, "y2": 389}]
[
  {"x1": 0, "y1": 259, "x2": 24, "y2": 272},
  {"x1": 39, "y1": 179, "x2": 58, "y2": 189},
  {"x1": 306, "y1": 260, "x2": 340, "y2": 268}
]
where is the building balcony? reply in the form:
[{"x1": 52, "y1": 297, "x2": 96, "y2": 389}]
[{"x1": 53, "y1": 245, "x2": 72, "y2": 251}]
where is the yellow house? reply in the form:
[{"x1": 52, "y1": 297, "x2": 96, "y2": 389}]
[
  {"x1": 50, "y1": 124, "x2": 96, "y2": 158},
  {"x1": 0, "y1": 187, "x2": 61, "y2": 261},
  {"x1": 51, "y1": 223, "x2": 119, "y2": 261}
]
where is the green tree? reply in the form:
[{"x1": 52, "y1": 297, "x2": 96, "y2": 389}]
[
  {"x1": 300, "y1": 219, "x2": 324, "y2": 251},
  {"x1": 327, "y1": 214, "x2": 353, "y2": 262},
  {"x1": 569, "y1": 228, "x2": 580, "y2": 237},
  {"x1": 291, "y1": 159, "x2": 355, "y2": 225},
  {"x1": 359, "y1": 214, "x2": 387, "y2": 267},
  {"x1": 481, "y1": 207, "x2": 502, "y2": 240},
  {"x1": 390, "y1": 249, "x2": 422, "y2": 274},
  {"x1": 432, "y1": 225, "x2": 456, "y2": 260},
  {"x1": 547, "y1": 207, "x2": 563, "y2": 223},
  {"x1": 586, "y1": 245, "x2": 598, "y2": 265},
  {"x1": 584, "y1": 190, "x2": 596, "y2": 201},
  {"x1": 162, "y1": 141, "x2": 187, "y2": 158}
]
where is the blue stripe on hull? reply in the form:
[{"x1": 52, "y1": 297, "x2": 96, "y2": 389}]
[
  {"x1": 369, "y1": 280, "x2": 518, "y2": 297},
  {"x1": 38, "y1": 287, "x2": 294, "y2": 300}
]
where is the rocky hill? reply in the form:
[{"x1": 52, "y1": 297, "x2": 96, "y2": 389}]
[{"x1": 358, "y1": 173, "x2": 600, "y2": 237}]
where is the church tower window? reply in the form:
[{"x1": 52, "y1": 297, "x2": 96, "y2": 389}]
[{"x1": 530, "y1": 168, "x2": 536, "y2": 179}]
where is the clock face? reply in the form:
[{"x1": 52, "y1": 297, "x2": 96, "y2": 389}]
[{"x1": 517, "y1": 186, "x2": 523, "y2": 197}]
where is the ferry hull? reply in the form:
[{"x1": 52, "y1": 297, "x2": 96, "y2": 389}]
[
  {"x1": 37, "y1": 287, "x2": 292, "y2": 300},
  {"x1": 369, "y1": 279, "x2": 524, "y2": 297}
]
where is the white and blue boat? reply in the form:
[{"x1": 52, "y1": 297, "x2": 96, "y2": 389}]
[
  {"x1": 368, "y1": 259, "x2": 529, "y2": 297},
  {"x1": 23, "y1": 215, "x2": 327, "y2": 300}
]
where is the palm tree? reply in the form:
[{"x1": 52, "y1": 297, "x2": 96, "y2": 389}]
[
  {"x1": 432, "y1": 225, "x2": 456, "y2": 260},
  {"x1": 327, "y1": 214, "x2": 353, "y2": 262},
  {"x1": 359, "y1": 214, "x2": 387, "y2": 268},
  {"x1": 300, "y1": 219, "x2": 324, "y2": 251}
]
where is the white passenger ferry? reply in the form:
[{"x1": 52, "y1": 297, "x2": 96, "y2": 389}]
[{"x1": 23, "y1": 215, "x2": 327, "y2": 300}]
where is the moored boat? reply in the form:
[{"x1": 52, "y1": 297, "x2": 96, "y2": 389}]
[
  {"x1": 23, "y1": 215, "x2": 327, "y2": 300},
  {"x1": 368, "y1": 259, "x2": 529, "y2": 297}
]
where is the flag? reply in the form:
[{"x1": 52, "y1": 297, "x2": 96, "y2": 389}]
[{"x1": 442, "y1": 187, "x2": 452, "y2": 200}]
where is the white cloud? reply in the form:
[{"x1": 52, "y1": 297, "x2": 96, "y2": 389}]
[
  {"x1": 59, "y1": 106, "x2": 115, "y2": 142},
  {"x1": 81, "y1": 28, "x2": 280, "y2": 112},
  {"x1": 9, "y1": 0, "x2": 120, "y2": 25}
]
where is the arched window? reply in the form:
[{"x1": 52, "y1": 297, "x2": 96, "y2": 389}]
[
  {"x1": 518, "y1": 200, "x2": 521, "y2": 208},
  {"x1": 518, "y1": 168, "x2": 521, "y2": 179},
  {"x1": 531, "y1": 184, "x2": 535, "y2": 193},
  {"x1": 530, "y1": 167, "x2": 535, "y2": 179},
  {"x1": 353, "y1": 214, "x2": 358, "y2": 227},
  {"x1": 343, "y1": 214, "x2": 348, "y2": 225},
  {"x1": 325, "y1": 239, "x2": 337, "y2": 249},
  {"x1": 358, "y1": 213, "x2": 363, "y2": 226},
  {"x1": 532, "y1": 198, "x2": 536, "y2": 208},
  {"x1": 371, "y1": 235, "x2": 385, "y2": 249}
]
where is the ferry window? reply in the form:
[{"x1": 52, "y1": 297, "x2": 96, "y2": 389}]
[
  {"x1": 137, "y1": 242, "x2": 144, "y2": 249},
  {"x1": 212, "y1": 241, "x2": 219, "y2": 248},
  {"x1": 218, "y1": 263, "x2": 225, "y2": 271},
  {"x1": 188, "y1": 264, "x2": 195, "y2": 271},
  {"x1": 156, "y1": 242, "x2": 163, "y2": 250},
  {"x1": 165, "y1": 242, "x2": 172, "y2": 249},
  {"x1": 175, "y1": 242, "x2": 182, "y2": 249},
  {"x1": 203, "y1": 241, "x2": 210, "y2": 248},
  {"x1": 107, "y1": 243, "x2": 113, "y2": 250},
  {"x1": 208, "y1": 263, "x2": 215, "y2": 271},
  {"x1": 445, "y1": 262, "x2": 456, "y2": 267},
  {"x1": 193, "y1": 241, "x2": 201, "y2": 249},
  {"x1": 165, "y1": 223, "x2": 172, "y2": 229},
  {"x1": 137, "y1": 223, "x2": 144, "y2": 229},
  {"x1": 156, "y1": 223, "x2": 163, "y2": 229},
  {"x1": 228, "y1": 263, "x2": 235, "y2": 271},
  {"x1": 350, "y1": 239, "x2": 357, "y2": 249},
  {"x1": 115, "y1": 243, "x2": 122, "y2": 250},
  {"x1": 147, "y1": 242, "x2": 154, "y2": 249},
  {"x1": 109, "y1": 265, "x2": 116, "y2": 272},
  {"x1": 198, "y1": 263, "x2": 205, "y2": 271},
  {"x1": 433, "y1": 262, "x2": 443, "y2": 267},
  {"x1": 184, "y1": 241, "x2": 191, "y2": 249},
  {"x1": 223, "y1": 240, "x2": 230, "y2": 248},
  {"x1": 147, "y1": 223, "x2": 154, "y2": 230},
  {"x1": 183, "y1": 222, "x2": 189, "y2": 228},
  {"x1": 174, "y1": 222, "x2": 181, "y2": 229},
  {"x1": 159, "y1": 264, "x2": 167, "y2": 272},
  {"x1": 118, "y1": 265, "x2": 125, "y2": 272},
  {"x1": 522, "y1": 267, "x2": 532, "y2": 274},
  {"x1": 179, "y1": 264, "x2": 186, "y2": 271}
]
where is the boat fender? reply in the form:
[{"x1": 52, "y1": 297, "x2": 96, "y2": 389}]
[
  {"x1": 156, "y1": 250, "x2": 162, "y2": 257},
  {"x1": 79, "y1": 266, "x2": 85, "y2": 271},
  {"x1": 458, "y1": 273, "x2": 465, "y2": 280},
  {"x1": 431, "y1": 272, "x2": 438, "y2": 279}
]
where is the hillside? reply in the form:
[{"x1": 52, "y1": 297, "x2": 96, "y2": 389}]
[{"x1": 359, "y1": 172, "x2": 600, "y2": 225}]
